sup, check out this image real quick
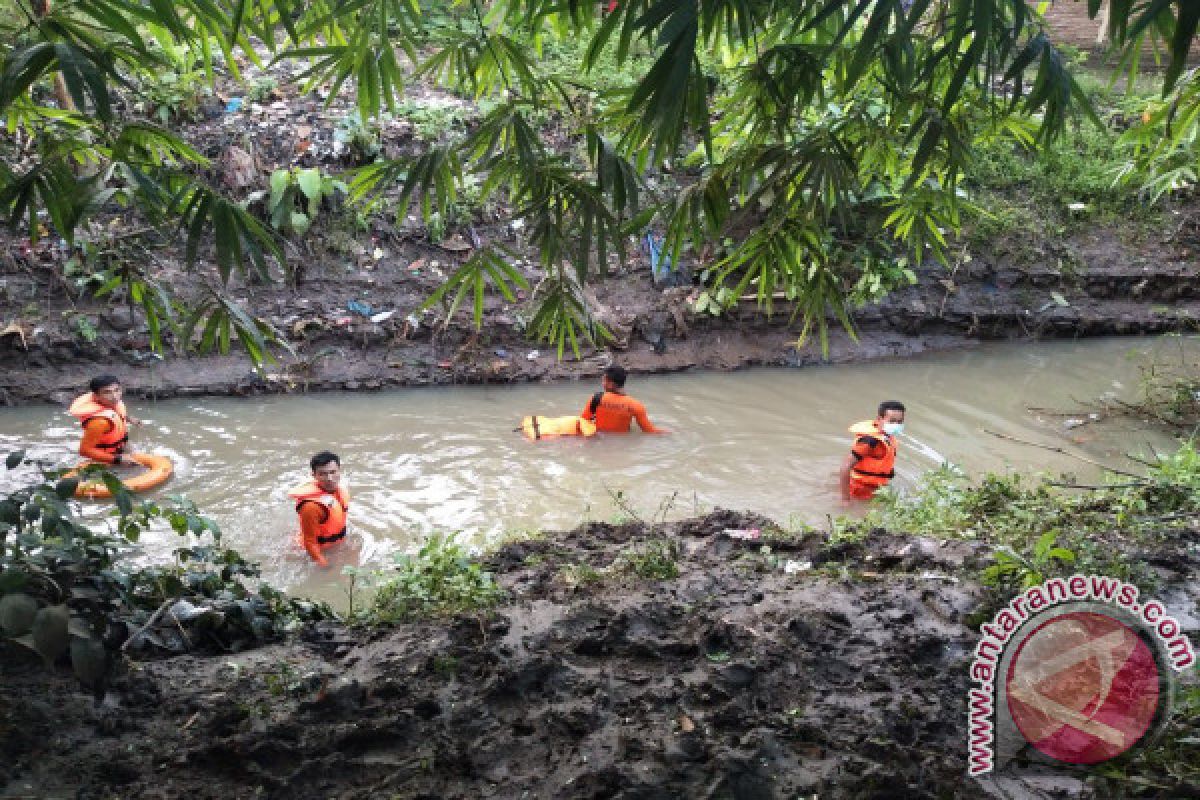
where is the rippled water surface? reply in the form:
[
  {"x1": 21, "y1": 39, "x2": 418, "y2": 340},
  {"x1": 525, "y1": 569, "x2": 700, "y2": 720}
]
[{"x1": 2, "y1": 336, "x2": 1194, "y2": 604}]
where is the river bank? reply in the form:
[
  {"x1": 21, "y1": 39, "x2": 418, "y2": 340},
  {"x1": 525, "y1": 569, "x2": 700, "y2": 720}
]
[
  {"x1": 2, "y1": 504, "x2": 1197, "y2": 799},
  {"x1": 3, "y1": 201, "x2": 1200, "y2": 408}
]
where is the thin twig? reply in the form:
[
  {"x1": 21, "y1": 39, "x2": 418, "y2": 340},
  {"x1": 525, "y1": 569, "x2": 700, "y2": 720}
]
[
  {"x1": 1134, "y1": 510, "x2": 1200, "y2": 523},
  {"x1": 121, "y1": 598, "x2": 173, "y2": 651},
  {"x1": 1047, "y1": 481, "x2": 1149, "y2": 490},
  {"x1": 981, "y1": 429, "x2": 1143, "y2": 479},
  {"x1": 605, "y1": 486, "x2": 644, "y2": 525}
]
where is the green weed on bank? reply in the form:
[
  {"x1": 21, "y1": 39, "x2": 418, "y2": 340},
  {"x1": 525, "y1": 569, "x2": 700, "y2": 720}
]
[
  {"x1": 360, "y1": 532, "x2": 503, "y2": 624},
  {"x1": 861, "y1": 442, "x2": 1200, "y2": 592}
]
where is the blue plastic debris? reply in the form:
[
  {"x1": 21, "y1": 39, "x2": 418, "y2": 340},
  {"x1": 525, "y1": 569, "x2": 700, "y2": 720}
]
[
  {"x1": 225, "y1": 97, "x2": 243, "y2": 113},
  {"x1": 644, "y1": 233, "x2": 673, "y2": 282},
  {"x1": 347, "y1": 299, "x2": 374, "y2": 317}
]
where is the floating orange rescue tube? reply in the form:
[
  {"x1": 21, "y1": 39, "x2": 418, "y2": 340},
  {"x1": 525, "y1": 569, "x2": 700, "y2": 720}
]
[
  {"x1": 68, "y1": 453, "x2": 174, "y2": 499},
  {"x1": 519, "y1": 415, "x2": 597, "y2": 440}
]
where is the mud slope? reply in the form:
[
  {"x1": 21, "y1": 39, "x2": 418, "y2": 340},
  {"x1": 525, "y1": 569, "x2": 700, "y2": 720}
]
[{"x1": 5, "y1": 510, "x2": 1197, "y2": 799}]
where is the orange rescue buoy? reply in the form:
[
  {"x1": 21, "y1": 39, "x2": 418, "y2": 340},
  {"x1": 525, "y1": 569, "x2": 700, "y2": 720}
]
[
  {"x1": 519, "y1": 415, "x2": 598, "y2": 441},
  {"x1": 67, "y1": 452, "x2": 174, "y2": 499}
]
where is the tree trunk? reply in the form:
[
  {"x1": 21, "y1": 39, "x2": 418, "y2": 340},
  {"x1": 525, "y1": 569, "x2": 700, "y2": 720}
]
[{"x1": 28, "y1": 0, "x2": 76, "y2": 111}]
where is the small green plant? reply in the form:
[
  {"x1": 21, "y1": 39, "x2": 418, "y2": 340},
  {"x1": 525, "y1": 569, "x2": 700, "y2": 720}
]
[
  {"x1": 334, "y1": 111, "x2": 383, "y2": 163},
  {"x1": 245, "y1": 76, "x2": 278, "y2": 104},
  {"x1": 690, "y1": 287, "x2": 735, "y2": 316},
  {"x1": 558, "y1": 562, "x2": 603, "y2": 588},
  {"x1": 430, "y1": 654, "x2": 459, "y2": 676},
  {"x1": 394, "y1": 99, "x2": 466, "y2": 141},
  {"x1": 341, "y1": 565, "x2": 378, "y2": 621},
  {"x1": 71, "y1": 315, "x2": 99, "y2": 343},
  {"x1": 263, "y1": 661, "x2": 306, "y2": 696},
  {"x1": 251, "y1": 168, "x2": 348, "y2": 237},
  {"x1": 619, "y1": 539, "x2": 680, "y2": 580},
  {"x1": 367, "y1": 532, "x2": 502, "y2": 623},
  {"x1": 426, "y1": 210, "x2": 447, "y2": 243},
  {"x1": 981, "y1": 530, "x2": 1077, "y2": 590},
  {"x1": 136, "y1": 36, "x2": 207, "y2": 124}
]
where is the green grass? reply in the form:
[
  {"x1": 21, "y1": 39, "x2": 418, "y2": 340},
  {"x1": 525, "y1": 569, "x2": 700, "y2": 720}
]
[
  {"x1": 617, "y1": 538, "x2": 681, "y2": 580},
  {"x1": 963, "y1": 67, "x2": 1167, "y2": 239}
]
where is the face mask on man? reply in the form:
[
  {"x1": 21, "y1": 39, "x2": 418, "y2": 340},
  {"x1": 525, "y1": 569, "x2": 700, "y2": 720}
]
[{"x1": 882, "y1": 422, "x2": 904, "y2": 437}]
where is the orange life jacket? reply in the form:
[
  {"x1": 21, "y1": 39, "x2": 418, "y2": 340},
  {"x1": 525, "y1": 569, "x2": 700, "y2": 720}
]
[
  {"x1": 583, "y1": 391, "x2": 659, "y2": 433},
  {"x1": 68, "y1": 393, "x2": 129, "y2": 453},
  {"x1": 848, "y1": 420, "x2": 897, "y2": 491},
  {"x1": 287, "y1": 482, "x2": 350, "y2": 545}
]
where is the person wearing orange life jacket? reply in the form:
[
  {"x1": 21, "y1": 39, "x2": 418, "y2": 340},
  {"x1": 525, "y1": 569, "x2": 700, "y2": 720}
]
[
  {"x1": 580, "y1": 365, "x2": 668, "y2": 434},
  {"x1": 839, "y1": 401, "x2": 906, "y2": 502},
  {"x1": 288, "y1": 450, "x2": 350, "y2": 567},
  {"x1": 68, "y1": 375, "x2": 142, "y2": 465}
]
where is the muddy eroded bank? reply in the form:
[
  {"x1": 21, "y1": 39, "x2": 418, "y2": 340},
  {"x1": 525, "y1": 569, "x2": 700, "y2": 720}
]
[
  {"x1": 3, "y1": 199, "x2": 1200, "y2": 408},
  {"x1": 3, "y1": 510, "x2": 1197, "y2": 799}
]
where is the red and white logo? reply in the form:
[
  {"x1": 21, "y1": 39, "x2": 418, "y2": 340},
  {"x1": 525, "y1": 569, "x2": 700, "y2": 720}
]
[{"x1": 1005, "y1": 611, "x2": 1161, "y2": 765}]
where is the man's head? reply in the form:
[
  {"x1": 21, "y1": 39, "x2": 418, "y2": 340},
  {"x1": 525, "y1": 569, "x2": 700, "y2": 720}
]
[
  {"x1": 602, "y1": 365, "x2": 627, "y2": 393},
  {"x1": 876, "y1": 400, "x2": 906, "y2": 435},
  {"x1": 310, "y1": 451, "x2": 341, "y2": 493},
  {"x1": 89, "y1": 375, "x2": 122, "y2": 408}
]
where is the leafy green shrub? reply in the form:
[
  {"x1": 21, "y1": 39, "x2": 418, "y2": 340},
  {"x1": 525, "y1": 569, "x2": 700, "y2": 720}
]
[
  {"x1": 981, "y1": 530, "x2": 1077, "y2": 590},
  {"x1": 866, "y1": 442, "x2": 1200, "y2": 587},
  {"x1": 367, "y1": 533, "x2": 502, "y2": 623},
  {"x1": 0, "y1": 452, "x2": 327, "y2": 697},
  {"x1": 250, "y1": 168, "x2": 348, "y2": 237}
]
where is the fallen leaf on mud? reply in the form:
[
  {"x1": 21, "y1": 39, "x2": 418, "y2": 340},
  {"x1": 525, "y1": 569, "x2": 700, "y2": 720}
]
[
  {"x1": 678, "y1": 715, "x2": 695, "y2": 733},
  {"x1": 439, "y1": 235, "x2": 472, "y2": 252},
  {"x1": 291, "y1": 318, "x2": 326, "y2": 338},
  {"x1": 0, "y1": 322, "x2": 30, "y2": 349},
  {"x1": 221, "y1": 146, "x2": 256, "y2": 189},
  {"x1": 938, "y1": 279, "x2": 956, "y2": 292}
]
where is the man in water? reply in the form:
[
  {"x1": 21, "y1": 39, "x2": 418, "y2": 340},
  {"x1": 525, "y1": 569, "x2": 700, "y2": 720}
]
[
  {"x1": 68, "y1": 375, "x2": 141, "y2": 465},
  {"x1": 840, "y1": 401, "x2": 906, "y2": 502},
  {"x1": 288, "y1": 451, "x2": 350, "y2": 567},
  {"x1": 581, "y1": 365, "x2": 667, "y2": 433}
]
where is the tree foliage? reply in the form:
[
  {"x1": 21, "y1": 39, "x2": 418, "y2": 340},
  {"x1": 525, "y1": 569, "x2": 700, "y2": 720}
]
[{"x1": 1, "y1": 0, "x2": 1198, "y2": 361}]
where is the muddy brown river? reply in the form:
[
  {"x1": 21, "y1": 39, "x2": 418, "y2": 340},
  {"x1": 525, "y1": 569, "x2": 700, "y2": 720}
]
[{"x1": 2, "y1": 336, "x2": 1194, "y2": 605}]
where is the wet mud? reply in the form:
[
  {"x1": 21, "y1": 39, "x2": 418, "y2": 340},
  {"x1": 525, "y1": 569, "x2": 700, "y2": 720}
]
[{"x1": 3, "y1": 510, "x2": 1197, "y2": 798}]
